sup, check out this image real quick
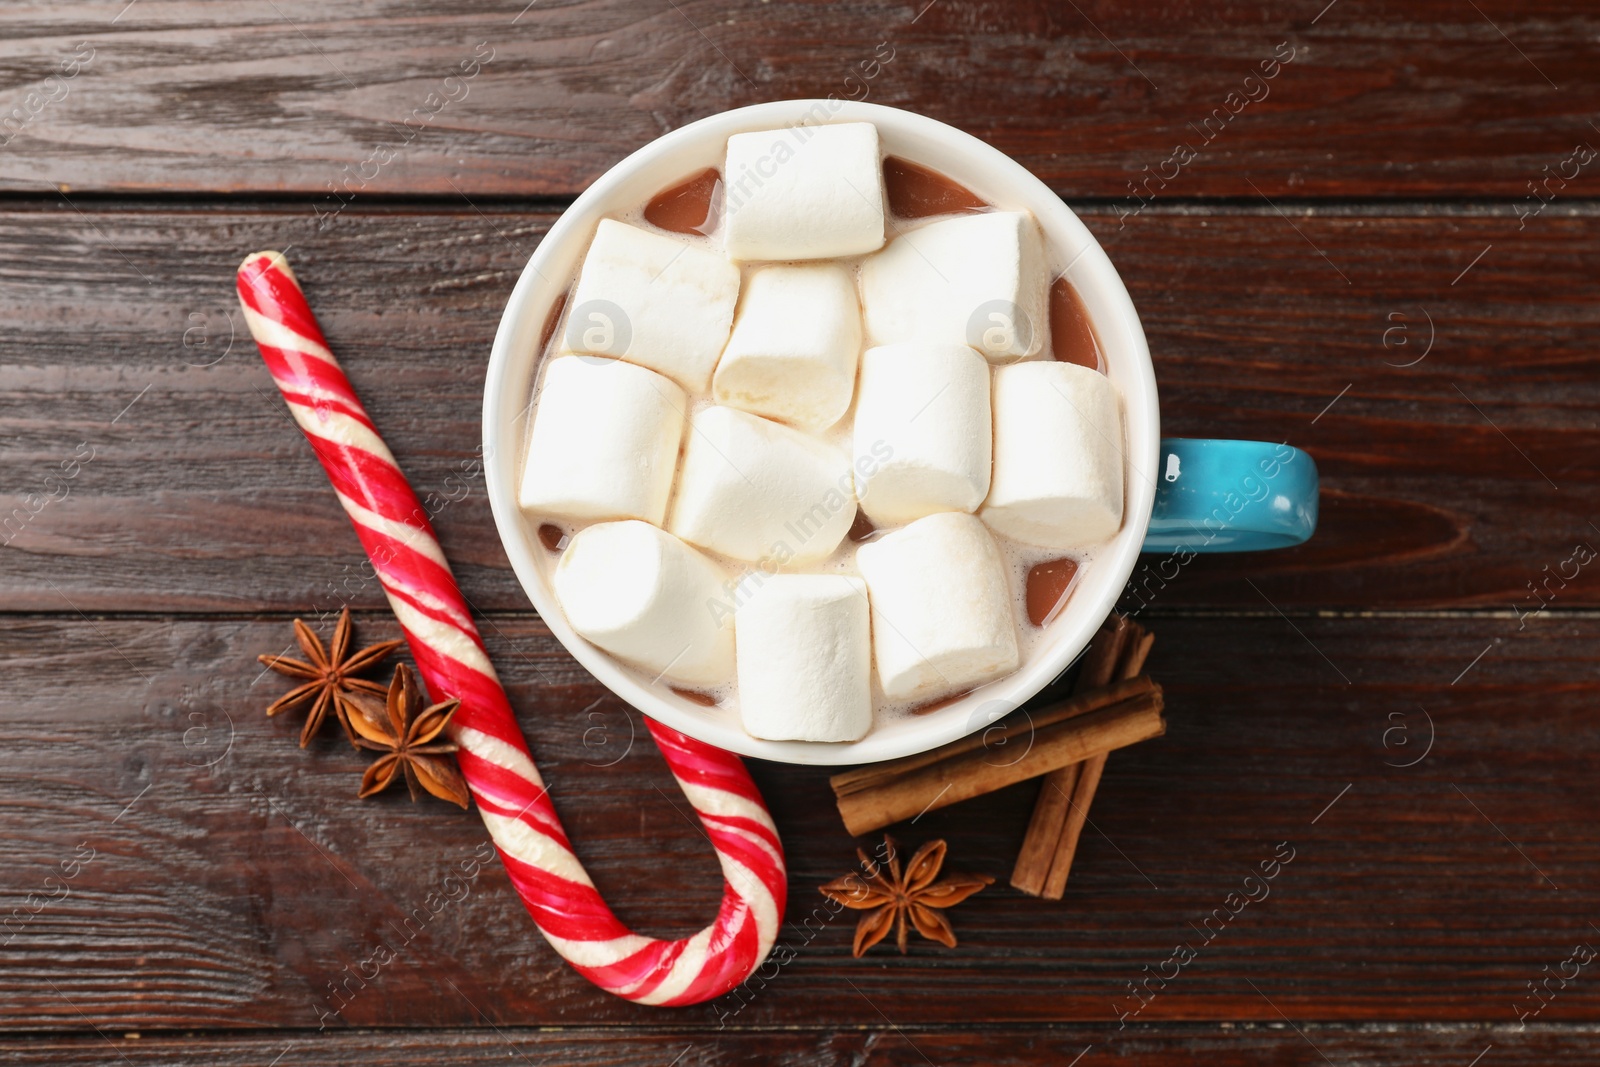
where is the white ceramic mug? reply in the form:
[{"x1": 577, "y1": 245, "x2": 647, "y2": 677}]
[{"x1": 484, "y1": 99, "x2": 1161, "y2": 766}]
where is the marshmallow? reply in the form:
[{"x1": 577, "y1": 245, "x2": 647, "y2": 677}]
[
  {"x1": 565, "y1": 218, "x2": 740, "y2": 392},
  {"x1": 667, "y1": 406, "x2": 854, "y2": 566},
  {"x1": 853, "y1": 342, "x2": 991, "y2": 526},
  {"x1": 735, "y1": 575, "x2": 871, "y2": 742},
  {"x1": 723, "y1": 122, "x2": 886, "y2": 261},
  {"x1": 519, "y1": 355, "x2": 686, "y2": 526},
  {"x1": 713, "y1": 263, "x2": 862, "y2": 431},
  {"x1": 552, "y1": 520, "x2": 734, "y2": 688},
  {"x1": 855, "y1": 512, "x2": 1019, "y2": 702},
  {"x1": 981, "y1": 361, "x2": 1124, "y2": 547},
  {"x1": 859, "y1": 211, "x2": 1049, "y2": 362}
]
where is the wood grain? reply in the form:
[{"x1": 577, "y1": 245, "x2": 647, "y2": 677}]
[
  {"x1": 1, "y1": 206, "x2": 1594, "y2": 614},
  {"x1": 3, "y1": 4, "x2": 1597, "y2": 1055},
  {"x1": 0, "y1": 1, "x2": 1594, "y2": 199},
  {"x1": 0, "y1": 1025, "x2": 1581, "y2": 1065},
  {"x1": 3, "y1": 613, "x2": 1596, "y2": 1029}
]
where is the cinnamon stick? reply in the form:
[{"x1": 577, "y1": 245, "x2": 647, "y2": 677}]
[
  {"x1": 1010, "y1": 618, "x2": 1132, "y2": 894},
  {"x1": 1010, "y1": 760, "x2": 1080, "y2": 895},
  {"x1": 1076, "y1": 616, "x2": 1133, "y2": 694},
  {"x1": 1039, "y1": 754, "x2": 1107, "y2": 898},
  {"x1": 833, "y1": 684, "x2": 1165, "y2": 837},
  {"x1": 830, "y1": 674, "x2": 1156, "y2": 798},
  {"x1": 1052, "y1": 631, "x2": 1155, "y2": 884},
  {"x1": 1014, "y1": 618, "x2": 1155, "y2": 898}
]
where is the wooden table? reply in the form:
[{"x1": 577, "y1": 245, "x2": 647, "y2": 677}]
[{"x1": 3, "y1": 2, "x2": 1596, "y2": 1063}]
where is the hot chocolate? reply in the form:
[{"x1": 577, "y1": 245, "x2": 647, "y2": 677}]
[{"x1": 516, "y1": 121, "x2": 1125, "y2": 744}]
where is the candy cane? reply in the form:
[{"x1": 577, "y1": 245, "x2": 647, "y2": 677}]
[{"x1": 236, "y1": 251, "x2": 786, "y2": 1006}]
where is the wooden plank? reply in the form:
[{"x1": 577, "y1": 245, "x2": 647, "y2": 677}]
[
  {"x1": 0, "y1": 1025, "x2": 1580, "y2": 1065},
  {"x1": 2, "y1": 206, "x2": 1594, "y2": 613},
  {"x1": 0, "y1": 1, "x2": 1594, "y2": 198},
  {"x1": 2, "y1": 613, "x2": 1596, "y2": 1028}
]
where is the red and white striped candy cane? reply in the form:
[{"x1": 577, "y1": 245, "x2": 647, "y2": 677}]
[{"x1": 236, "y1": 250, "x2": 786, "y2": 1006}]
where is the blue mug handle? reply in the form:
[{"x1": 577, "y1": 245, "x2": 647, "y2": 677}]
[{"x1": 1143, "y1": 438, "x2": 1319, "y2": 553}]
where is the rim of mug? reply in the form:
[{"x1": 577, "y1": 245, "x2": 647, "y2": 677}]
[{"x1": 483, "y1": 99, "x2": 1159, "y2": 766}]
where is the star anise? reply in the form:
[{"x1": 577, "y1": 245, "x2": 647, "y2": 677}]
[
  {"x1": 347, "y1": 663, "x2": 470, "y2": 809},
  {"x1": 258, "y1": 607, "x2": 402, "y2": 747},
  {"x1": 819, "y1": 835, "x2": 993, "y2": 957}
]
